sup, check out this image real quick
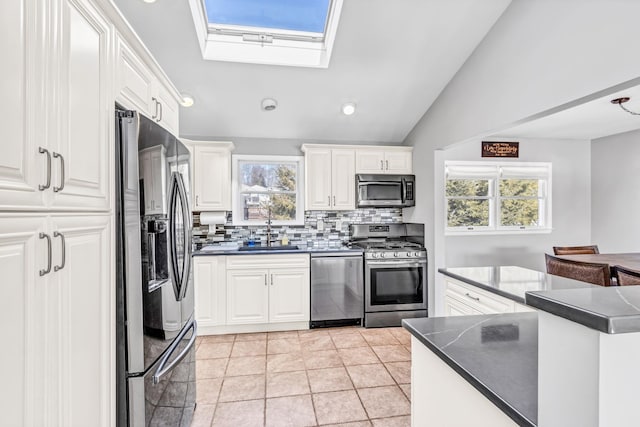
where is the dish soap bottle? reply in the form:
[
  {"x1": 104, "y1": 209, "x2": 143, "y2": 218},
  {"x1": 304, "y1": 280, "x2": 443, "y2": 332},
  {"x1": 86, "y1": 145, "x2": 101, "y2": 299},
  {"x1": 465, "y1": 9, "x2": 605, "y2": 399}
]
[{"x1": 281, "y1": 232, "x2": 289, "y2": 246}]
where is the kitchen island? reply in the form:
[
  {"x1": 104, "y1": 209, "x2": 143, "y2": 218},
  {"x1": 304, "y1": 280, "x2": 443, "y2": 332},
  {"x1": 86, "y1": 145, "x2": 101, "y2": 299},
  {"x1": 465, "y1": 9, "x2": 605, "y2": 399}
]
[{"x1": 405, "y1": 267, "x2": 640, "y2": 426}]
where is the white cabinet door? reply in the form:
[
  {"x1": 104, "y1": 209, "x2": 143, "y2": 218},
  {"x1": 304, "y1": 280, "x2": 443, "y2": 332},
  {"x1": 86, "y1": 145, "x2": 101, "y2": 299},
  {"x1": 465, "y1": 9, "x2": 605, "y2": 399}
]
[
  {"x1": 305, "y1": 148, "x2": 331, "y2": 210},
  {"x1": 331, "y1": 149, "x2": 355, "y2": 210},
  {"x1": 0, "y1": 0, "x2": 48, "y2": 210},
  {"x1": 0, "y1": 215, "x2": 47, "y2": 426},
  {"x1": 355, "y1": 149, "x2": 385, "y2": 174},
  {"x1": 116, "y1": 36, "x2": 154, "y2": 117},
  {"x1": 269, "y1": 268, "x2": 310, "y2": 323},
  {"x1": 444, "y1": 293, "x2": 481, "y2": 317},
  {"x1": 193, "y1": 146, "x2": 231, "y2": 211},
  {"x1": 226, "y1": 269, "x2": 269, "y2": 324},
  {"x1": 139, "y1": 146, "x2": 166, "y2": 215},
  {"x1": 385, "y1": 150, "x2": 413, "y2": 174},
  {"x1": 154, "y1": 83, "x2": 179, "y2": 136},
  {"x1": 47, "y1": 214, "x2": 111, "y2": 427},
  {"x1": 51, "y1": 0, "x2": 110, "y2": 211},
  {"x1": 194, "y1": 256, "x2": 227, "y2": 327}
]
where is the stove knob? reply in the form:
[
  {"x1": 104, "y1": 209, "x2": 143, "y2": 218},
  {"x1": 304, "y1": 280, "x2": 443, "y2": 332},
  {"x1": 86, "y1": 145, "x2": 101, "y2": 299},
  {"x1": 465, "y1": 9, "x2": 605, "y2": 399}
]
[
  {"x1": 394, "y1": 252, "x2": 399, "y2": 258},
  {"x1": 371, "y1": 253, "x2": 378, "y2": 258}
]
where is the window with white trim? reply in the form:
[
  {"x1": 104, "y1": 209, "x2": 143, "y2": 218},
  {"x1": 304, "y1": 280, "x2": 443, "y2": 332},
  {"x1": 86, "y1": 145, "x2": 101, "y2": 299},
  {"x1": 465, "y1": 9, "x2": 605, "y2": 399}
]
[
  {"x1": 445, "y1": 161, "x2": 552, "y2": 233},
  {"x1": 232, "y1": 155, "x2": 305, "y2": 225}
]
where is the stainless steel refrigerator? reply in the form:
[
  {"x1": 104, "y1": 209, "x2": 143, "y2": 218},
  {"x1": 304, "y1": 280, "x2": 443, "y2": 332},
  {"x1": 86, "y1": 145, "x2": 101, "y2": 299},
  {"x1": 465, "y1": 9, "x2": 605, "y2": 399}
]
[{"x1": 115, "y1": 108, "x2": 196, "y2": 427}]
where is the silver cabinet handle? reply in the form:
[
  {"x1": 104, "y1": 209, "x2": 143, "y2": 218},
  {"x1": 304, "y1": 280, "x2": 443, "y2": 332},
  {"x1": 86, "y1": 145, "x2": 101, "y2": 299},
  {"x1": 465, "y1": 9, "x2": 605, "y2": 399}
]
[
  {"x1": 151, "y1": 97, "x2": 158, "y2": 119},
  {"x1": 465, "y1": 292, "x2": 480, "y2": 301},
  {"x1": 327, "y1": 195, "x2": 330, "y2": 205},
  {"x1": 53, "y1": 231, "x2": 66, "y2": 272},
  {"x1": 270, "y1": 274, "x2": 274, "y2": 286},
  {"x1": 380, "y1": 160, "x2": 384, "y2": 170},
  {"x1": 39, "y1": 232, "x2": 52, "y2": 276},
  {"x1": 39, "y1": 147, "x2": 51, "y2": 191},
  {"x1": 53, "y1": 152, "x2": 65, "y2": 192},
  {"x1": 157, "y1": 101, "x2": 163, "y2": 122},
  {"x1": 196, "y1": 195, "x2": 199, "y2": 206},
  {"x1": 386, "y1": 160, "x2": 389, "y2": 170},
  {"x1": 333, "y1": 195, "x2": 336, "y2": 205},
  {"x1": 264, "y1": 275, "x2": 267, "y2": 286}
]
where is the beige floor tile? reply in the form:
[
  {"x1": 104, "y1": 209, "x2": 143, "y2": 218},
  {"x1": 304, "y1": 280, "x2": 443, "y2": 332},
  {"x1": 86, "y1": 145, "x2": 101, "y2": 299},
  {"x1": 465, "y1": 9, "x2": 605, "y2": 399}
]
[
  {"x1": 404, "y1": 346, "x2": 411, "y2": 359},
  {"x1": 338, "y1": 347, "x2": 380, "y2": 366},
  {"x1": 357, "y1": 386, "x2": 410, "y2": 419},
  {"x1": 266, "y1": 394, "x2": 317, "y2": 427},
  {"x1": 313, "y1": 390, "x2": 368, "y2": 425},
  {"x1": 196, "y1": 358, "x2": 229, "y2": 379},
  {"x1": 307, "y1": 367, "x2": 353, "y2": 393},
  {"x1": 360, "y1": 330, "x2": 401, "y2": 346},
  {"x1": 300, "y1": 334, "x2": 336, "y2": 352},
  {"x1": 219, "y1": 374, "x2": 265, "y2": 402},
  {"x1": 190, "y1": 403, "x2": 215, "y2": 427},
  {"x1": 331, "y1": 333, "x2": 368, "y2": 349},
  {"x1": 225, "y1": 355, "x2": 266, "y2": 376},
  {"x1": 267, "y1": 352, "x2": 306, "y2": 373},
  {"x1": 235, "y1": 332, "x2": 268, "y2": 342},
  {"x1": 303, "y1": 349, "x2": 343, "y2": 369},
  {"x1": 384, "y1": 362, "x2": 411, "y2": 384},
  {"x1": 399, "y1": 384, "x2": 410, "y2": 401},
  {"x1": 196, "y1": 378, "x2": 223, "y2": 405},
  {"x1": 387, "y1": 328, "x2": 411, "y2": 346},
  {"x1": 298, "y1": 329, "x2": 330, "y2": 337},
  {"x1": 267, "y1": 338, "x2": 302, "y2": 355},
  {"x1": 371, "y1": 415, "x2": 411, "y2": 427},
  {"x1": 327, "y1": 326, "x2": 363, "y2": 336},
  {"x1": 231, "y1": 340, "x2": 267, "y2": 357},
  {"x1": 266, "y1": 370, "x2": 310, "y2": 398},
  {"x1": 201, "y1": 334, "x2": 236, "y2": 344},
  {"x1": 197, "y1": 342, "x2": 233, "y2": 359},
  {"x1": 321, "y1": 422, "x2": 372, "y2": 427},
  {"x1": 268, "y1": 330, "x2": 300, "y2": 340},
  {"x1": 371, "y1": 346, "x2": 411, "y2": 363},
  {"x1": 347, "y1": 364, "x2": 395, "y2": 388},
  {"x1": 212, "y1": 399, "x2": 265, "y2": 427}
]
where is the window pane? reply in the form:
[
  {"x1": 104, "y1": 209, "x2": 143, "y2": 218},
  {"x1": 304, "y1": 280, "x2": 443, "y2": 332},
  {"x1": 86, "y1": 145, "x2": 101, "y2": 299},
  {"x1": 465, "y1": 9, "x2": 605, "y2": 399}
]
[
  {"x1": 499, "y1": 179, "x2": 540, "y2": 197},
  {"x1": 447, "y1": 199, "x2": 489, "y2": 227},
  {"x1": 270, "y1": 194, "x2": 297, "y2": 221},
  {"x1": 240, "y1": 193, "x2": 269, "y2": 221},
  {"x1": 239, "y1": 162, "x2": 297, "y2": 192},
  {"x1": 239, "y1": 193, "x2": 297, "y2": 221},
  {"x1": 445, "y1": 179, "x2": 489, "y2": 197},
  {"x1": 500, "y1": 199, "x2": 540, "y2": 226}
]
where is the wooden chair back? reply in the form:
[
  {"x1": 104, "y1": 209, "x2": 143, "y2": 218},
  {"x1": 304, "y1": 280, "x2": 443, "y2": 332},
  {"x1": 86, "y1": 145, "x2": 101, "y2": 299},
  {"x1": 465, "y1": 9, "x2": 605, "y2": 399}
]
[
  {"x1": 553, "y1": 245, "x2": 600, "y2": 255},
  {"x1": 614, "y1": 266, "x2": 640, "y2": 286},
  {"x1": 545, "y1": 253, "x2": 611, "y2": 287}
]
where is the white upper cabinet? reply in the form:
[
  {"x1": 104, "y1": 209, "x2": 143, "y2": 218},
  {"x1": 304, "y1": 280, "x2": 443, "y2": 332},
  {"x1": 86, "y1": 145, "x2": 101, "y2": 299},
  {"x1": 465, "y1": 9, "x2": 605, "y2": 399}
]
[
  {"x1": 355, "y1": 147, "x2": 413, "y2": 174},
  {"x1": 303, "y1": 145, "x2": 355, "y2": 211},
  {"x1": 187, "y1": 141, "x2": 234, "y2": 212},
  {"x1": 116, "y1": 36, "x2": 180, "y2": 136},
  {"x1": 139, "y1": 146, "x2": 167, "y2": 215}
]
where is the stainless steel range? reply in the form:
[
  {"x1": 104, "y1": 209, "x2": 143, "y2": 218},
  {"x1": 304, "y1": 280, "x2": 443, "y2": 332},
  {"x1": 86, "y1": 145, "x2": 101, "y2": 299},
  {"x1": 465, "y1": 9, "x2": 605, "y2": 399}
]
[{"x1": 350, "y1": 223, "x2": 427, "y2": 327}]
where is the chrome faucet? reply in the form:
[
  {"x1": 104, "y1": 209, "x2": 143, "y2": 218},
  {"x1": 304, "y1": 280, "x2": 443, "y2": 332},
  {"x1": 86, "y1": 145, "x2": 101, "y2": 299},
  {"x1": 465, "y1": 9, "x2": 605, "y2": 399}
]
[{"x1": 265, "y1": 203, "x2": 273, "y2": 247}]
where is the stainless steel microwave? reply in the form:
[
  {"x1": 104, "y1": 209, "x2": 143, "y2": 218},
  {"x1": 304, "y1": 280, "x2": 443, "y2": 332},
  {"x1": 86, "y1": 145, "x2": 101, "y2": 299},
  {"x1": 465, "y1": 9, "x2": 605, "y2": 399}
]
[{"x1": 356, "y1": 174, "x2": 415, "y2": 208}]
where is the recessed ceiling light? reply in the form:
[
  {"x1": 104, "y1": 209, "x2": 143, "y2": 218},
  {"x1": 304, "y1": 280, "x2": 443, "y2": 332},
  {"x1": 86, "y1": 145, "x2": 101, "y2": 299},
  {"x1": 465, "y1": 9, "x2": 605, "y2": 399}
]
[
  {"x1": 180, "y1": 94, "x2": 195, "y2": 107},
  {"x1": 342, "y1": 102, "x2": 356, "y2": 116},
  {"x1": 142, "y1": 0, "x2": 156, "y2": 3},
  {"x1": 261, "y1": 98, "x2": 278, "y2": 111}
]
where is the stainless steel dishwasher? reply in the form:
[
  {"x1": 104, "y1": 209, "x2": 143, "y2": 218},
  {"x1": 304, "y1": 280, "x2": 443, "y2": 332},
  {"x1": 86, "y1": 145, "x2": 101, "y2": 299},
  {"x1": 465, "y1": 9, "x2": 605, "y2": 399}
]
[{"x1": 310, "y1": 250, "x2": 364, "y2": 328}]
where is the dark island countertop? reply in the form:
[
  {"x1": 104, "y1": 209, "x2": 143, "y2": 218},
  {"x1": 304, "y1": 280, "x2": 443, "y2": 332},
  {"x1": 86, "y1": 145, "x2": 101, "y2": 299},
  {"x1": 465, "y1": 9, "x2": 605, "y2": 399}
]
[
  {"x1": 526, "y1": 286, "x2": 640, "y2": 334},
  {"x1": 439, "y1": 266, "x2": 596, "y2": 304},
  {"x1": 403, "y1": 313, "x2": 538, "y2": 427}
]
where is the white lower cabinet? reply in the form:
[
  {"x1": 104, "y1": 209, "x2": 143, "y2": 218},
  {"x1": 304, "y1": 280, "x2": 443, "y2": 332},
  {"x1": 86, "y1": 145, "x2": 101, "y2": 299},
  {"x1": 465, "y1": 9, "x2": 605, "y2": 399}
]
[
  {"x1": 194, "y1": 254, "x2": 310, "y2": 333},
  {"x1": 443, "y1": 277, "x2": 534, "y2": 316},
  {"x1": 0, "y1": 213, "x2": 111, "y2": 426}
]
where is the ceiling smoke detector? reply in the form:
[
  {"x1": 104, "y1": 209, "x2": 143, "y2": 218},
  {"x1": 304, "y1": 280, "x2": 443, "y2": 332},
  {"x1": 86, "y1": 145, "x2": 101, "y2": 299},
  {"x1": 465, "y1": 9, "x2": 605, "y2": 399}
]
[{"x1": 261, "y1": 98, "x2": 278, "y2": 111}]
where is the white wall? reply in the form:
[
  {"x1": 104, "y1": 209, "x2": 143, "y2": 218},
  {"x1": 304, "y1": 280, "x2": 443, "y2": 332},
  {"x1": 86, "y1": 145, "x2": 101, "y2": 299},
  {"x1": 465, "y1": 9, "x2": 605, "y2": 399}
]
[
  {"x1": 402, "y1": 0, "x2": 640, "y2": 315},
  {"x1": 440, "y1": 138, "x2": 591, "y2": 272},
  {"x1": 591, "y1": 129, "x2": 640, "y2": 252}
]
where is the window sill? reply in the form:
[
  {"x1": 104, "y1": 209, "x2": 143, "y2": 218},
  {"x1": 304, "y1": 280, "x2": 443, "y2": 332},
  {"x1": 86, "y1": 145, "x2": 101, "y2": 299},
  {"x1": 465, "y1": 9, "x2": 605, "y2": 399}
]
[{"x1": 445, "y1": 228, "x2": 553, "y2": 237}]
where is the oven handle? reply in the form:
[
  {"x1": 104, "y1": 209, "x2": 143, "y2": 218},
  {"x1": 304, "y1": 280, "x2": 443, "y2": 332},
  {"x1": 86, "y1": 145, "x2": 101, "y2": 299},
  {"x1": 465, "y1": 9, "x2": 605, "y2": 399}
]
[{"x1": 366, "y1": 260, "x2": 426, "y2": 267}]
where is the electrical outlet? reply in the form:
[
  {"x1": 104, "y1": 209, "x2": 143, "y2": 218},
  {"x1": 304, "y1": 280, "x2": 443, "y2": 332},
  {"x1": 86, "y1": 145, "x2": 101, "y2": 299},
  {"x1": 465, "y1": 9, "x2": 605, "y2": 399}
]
[
  {"x1": 317, "y1": 219, "x2": 324, "y2": 231},
  {"x1": 335, "y1": 220, "x2": 342, "y2": 231}
]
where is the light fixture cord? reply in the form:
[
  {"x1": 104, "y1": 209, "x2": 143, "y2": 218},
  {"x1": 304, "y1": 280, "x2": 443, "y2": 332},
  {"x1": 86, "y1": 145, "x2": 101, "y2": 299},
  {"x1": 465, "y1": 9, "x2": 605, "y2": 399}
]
[{"x1": 618, "y1": 103, "x2": 640, "y2": 116}]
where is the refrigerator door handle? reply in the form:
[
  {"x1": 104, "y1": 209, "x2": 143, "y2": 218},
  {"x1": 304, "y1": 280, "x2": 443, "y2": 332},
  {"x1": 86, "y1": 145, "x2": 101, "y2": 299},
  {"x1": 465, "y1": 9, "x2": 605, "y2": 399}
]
[
  {"x1": 152, "y1": 317, "x2": 197, "y2": 385},
  {"x1": 169, "y1": 171, "x2": 192, "y2": 301}
]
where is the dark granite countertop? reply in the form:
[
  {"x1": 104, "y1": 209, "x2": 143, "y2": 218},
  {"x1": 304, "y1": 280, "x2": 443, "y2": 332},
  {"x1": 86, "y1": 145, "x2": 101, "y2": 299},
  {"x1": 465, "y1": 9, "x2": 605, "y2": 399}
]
[
  {"x1": 526, "y1": 286, "x2": 640, "y2": 334},
  {"x1": 403, "y1": 313, "x2": 538, "y2": 427},
  {"x1": 192, "y1": 245, "x2": 363, "y2": 256},
  {"x1": 439, "y1": 266, "x2": 596, "y2": 304}
]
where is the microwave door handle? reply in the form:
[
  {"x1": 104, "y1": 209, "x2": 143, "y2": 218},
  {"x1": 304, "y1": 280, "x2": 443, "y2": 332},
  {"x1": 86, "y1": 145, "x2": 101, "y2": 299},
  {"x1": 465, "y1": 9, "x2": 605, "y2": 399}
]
[{"x1": 401, "y1": 178, "x2": 406, "y2": 203}]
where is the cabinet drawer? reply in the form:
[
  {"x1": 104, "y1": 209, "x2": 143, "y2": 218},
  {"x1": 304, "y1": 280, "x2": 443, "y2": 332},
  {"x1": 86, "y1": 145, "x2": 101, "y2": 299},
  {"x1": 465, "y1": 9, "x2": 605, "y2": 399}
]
[
  {"x1": 445, "y1": 279, "x2": 514, "y2": 314},
  {"x1": 226, "y1": 254, "x2": 310, "y2": 270}
]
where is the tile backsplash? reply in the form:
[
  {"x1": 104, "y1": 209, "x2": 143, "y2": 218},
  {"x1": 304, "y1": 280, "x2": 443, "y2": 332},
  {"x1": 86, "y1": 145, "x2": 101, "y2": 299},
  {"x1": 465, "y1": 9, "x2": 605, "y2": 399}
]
[{"x1": 193, "y1": 208, "x2": 403, "y2": 249}]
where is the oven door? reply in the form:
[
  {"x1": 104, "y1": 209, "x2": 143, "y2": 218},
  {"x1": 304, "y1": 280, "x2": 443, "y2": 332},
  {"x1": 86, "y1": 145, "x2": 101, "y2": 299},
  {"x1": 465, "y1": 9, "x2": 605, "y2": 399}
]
[{"x1": 365, "y1": 259, "x2": 427, "y2": 312}]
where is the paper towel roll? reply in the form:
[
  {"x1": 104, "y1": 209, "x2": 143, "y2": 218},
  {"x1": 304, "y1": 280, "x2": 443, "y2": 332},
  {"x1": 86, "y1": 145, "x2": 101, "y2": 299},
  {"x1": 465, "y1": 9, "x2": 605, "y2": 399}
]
[{"x1": 200, "y1": 211, "x2": 226, "y2": 226}]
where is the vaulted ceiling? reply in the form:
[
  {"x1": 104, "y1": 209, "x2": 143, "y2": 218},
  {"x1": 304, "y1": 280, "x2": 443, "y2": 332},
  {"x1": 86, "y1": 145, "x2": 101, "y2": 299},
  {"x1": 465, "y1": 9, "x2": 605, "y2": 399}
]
[{"x1": 114, "y1": 0, "x2": 511, "y2": 143}]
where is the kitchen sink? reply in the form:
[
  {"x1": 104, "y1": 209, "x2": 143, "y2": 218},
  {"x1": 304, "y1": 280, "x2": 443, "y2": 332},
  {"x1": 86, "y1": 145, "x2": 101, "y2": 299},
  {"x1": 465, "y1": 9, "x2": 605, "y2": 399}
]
[{"x1": 238, "y1": 245, "x2": 299, "y2": 251}]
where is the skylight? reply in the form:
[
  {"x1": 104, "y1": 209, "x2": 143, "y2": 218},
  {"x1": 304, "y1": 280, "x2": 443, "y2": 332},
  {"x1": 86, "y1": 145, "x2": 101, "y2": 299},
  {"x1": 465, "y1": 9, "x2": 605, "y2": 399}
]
[{"x1": 188, "y1": 0, "x2": 343, "y2": 68}]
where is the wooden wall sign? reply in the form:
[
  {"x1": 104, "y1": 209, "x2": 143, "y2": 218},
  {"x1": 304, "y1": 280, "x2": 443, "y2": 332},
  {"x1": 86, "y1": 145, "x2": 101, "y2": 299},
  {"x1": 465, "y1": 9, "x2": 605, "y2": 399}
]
[{"x1": 482, "y1": 141, "x2": 519, "y2": 158}]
